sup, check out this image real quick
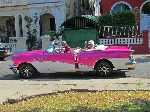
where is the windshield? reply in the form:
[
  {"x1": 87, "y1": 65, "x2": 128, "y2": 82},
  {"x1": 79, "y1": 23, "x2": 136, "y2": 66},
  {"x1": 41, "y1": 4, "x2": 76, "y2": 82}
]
[{"x1": 45, "y1": 44, "x2": 54, "y2": 52}]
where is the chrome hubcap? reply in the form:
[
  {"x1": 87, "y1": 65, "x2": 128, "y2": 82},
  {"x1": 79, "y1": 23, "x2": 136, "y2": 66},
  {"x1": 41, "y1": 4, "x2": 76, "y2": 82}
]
[
  {"x1": 21, "y1": 66, "x2": 32, "y2": 77},
  {"x1": 98, "y1": 64, "x2": 110, "y2": 75}
]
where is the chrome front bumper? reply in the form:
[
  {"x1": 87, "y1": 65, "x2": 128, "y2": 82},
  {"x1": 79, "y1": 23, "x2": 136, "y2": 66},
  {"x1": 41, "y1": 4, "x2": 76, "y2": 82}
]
[{"x1": 9, "y1": 65, "x2": 18, "y2": 74}]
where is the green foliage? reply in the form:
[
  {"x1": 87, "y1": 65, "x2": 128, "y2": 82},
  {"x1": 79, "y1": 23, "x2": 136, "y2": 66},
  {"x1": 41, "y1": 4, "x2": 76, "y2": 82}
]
[
  {"x1": 99, "y1": 10, "x2": 136, "y2": 27},
  {"x1": 0, "y1": 91, "x2": 150, "y2": 112},
  {"x1": 104, "y1": 99, "x2": 150, "y2": 112},
  {"x1": 49, "y1": 29, "x2": 64, "y2": 41},
  {"x1": 49, "y1": 31, "x2": 60, "y2": 39},
  {"x1": 98, "y1": 13, "x2": 113, "y2": 26},
  {"x1": 24, "y1": 16, "x2": 33, "y2": 28},
  {"x1": 98, "y1": 10, "x2": 137, "y2": 37},
  {"x1": 24, "y1": 14, "x2": 38, "y2": 51}
]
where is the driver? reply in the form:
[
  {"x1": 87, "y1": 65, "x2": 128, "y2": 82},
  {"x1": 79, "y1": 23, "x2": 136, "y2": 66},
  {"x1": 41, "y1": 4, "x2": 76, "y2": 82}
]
[
  {"x1": 87, "y1": 40, "x2": 95, "y2": 49},
  {"x1": 83, "y1": 40, "x2": 95, "y2": 50}
]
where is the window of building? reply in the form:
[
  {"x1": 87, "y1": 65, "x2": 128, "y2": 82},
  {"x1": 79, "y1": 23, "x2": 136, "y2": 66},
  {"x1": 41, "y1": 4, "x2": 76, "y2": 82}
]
[
  {"x1": 50, "y1": 18, "x2": 55, "y2": 31},
  {"x1": 40, "y1": 13, "x2": 56, "y2": 36},
  {"x1": 112, "y1": 3, "x2": 130, "y2": 13},
  {"x1": 141, "y1": 2, "x2": 150, "y2": 14}
]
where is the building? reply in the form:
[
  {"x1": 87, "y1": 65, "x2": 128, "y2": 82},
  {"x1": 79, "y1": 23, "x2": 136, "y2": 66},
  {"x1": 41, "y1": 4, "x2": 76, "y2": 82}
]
[
  {"x1": 72, "y1": 0, "x2": 101, "y2": 16},
  {"x1": 0, "y1": 0, "x2": 74, "y2": 42},
  {"x1": 95, "y1": 0, "x2": 150, "y2": 53},
  {"x1": 95, "y1": 0, "x2": 150, "y2": 32},
  {"x1": 1, "y1": 0, "x2": 150, "y2": 40},
  {"x1": 72, "y1": 0, "x2": 150, "y2": 31}
]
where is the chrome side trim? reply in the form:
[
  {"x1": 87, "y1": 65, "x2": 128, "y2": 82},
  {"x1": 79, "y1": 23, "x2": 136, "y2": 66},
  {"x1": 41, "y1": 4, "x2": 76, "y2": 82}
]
[{"x1": 30, "y1": 61, "x2": 75, "y2": 73}]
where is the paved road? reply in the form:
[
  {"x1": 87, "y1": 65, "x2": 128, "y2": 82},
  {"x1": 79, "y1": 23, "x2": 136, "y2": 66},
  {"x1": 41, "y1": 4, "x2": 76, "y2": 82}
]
[
  {"x1": 0, "y1": 55, "x2": 150, "y2": 80},
  {"x1": 0, "y1": 78, "x2": 150, "y2": 104},
  {"x1": 0, "y1": 55, "x2": 150, "y2": 104}
]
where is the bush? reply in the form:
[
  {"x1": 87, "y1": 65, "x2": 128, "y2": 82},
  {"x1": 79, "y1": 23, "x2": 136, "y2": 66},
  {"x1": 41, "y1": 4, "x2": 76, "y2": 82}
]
[
  {"x1": 99, "y1": 10, "x2": 136, "y2": 27},
  {"x1": 98, "y1": 10, "x2": 137, "y2": 37}
]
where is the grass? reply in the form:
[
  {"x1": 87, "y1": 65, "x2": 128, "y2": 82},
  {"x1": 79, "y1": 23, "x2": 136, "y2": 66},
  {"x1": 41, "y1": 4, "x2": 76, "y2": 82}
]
[{"x1": 0, "y1": 90, "x2": 150, "y2": 112}]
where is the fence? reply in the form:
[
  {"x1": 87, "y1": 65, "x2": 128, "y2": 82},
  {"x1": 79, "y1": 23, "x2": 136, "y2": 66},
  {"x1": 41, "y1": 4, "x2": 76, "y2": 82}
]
[
  {"x1": 99, "y1": 30, "x2": 149, "y2": 54},
  {"x1": 99, "y1": 25, "x2": 139, "y2": 37},
  {"x1": 99, "y1": 37, "x2": 143, "y2": 45},
  {"x1": 0, "y1": 30, "x2": 149, "y2": 54}
]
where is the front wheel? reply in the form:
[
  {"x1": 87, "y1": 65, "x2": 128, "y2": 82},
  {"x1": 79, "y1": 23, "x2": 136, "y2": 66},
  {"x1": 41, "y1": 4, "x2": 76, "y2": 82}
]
[
  {"x1": 19, "y1": 64, "x2": 36, "y2": 79},
  {"x1": 95, "y1": 61, "x2": 112, "y2": 77}
]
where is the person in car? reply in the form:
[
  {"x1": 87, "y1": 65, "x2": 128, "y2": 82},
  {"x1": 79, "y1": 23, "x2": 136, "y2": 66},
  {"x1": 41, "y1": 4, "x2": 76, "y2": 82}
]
[
  {"x1": 87, "y1": 40, "x2": 95, "y2": 49},
  {"x1": 62, "y1": 41, "x2": 71, "y2": 53},
  {"x1": 83, "y1": 40, "x2": 95, "y2": 50}
]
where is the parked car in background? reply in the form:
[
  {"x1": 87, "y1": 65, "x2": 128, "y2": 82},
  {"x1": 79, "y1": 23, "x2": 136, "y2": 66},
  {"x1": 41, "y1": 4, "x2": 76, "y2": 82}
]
[
  {"x1": 0, "y1": 43, "x2": 12, "y2": 60},
  {"x1": 10, "y1": 41, "x2": 136, "y2": 79}
]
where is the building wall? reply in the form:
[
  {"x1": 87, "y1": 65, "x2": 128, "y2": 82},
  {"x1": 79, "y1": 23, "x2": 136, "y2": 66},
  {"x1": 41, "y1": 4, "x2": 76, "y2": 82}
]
[
  {"x1": 72, "y1": 0, "x2": 99, "y2": 16},
  {"x1": 100, "y1": 0, "x2": 150, "y2": 53},
  {"x1": 101, "y1": 0, "x2": 145, "y2": 13},
  {"x1": 0, "y1": 0, "x2": 67, "y2": 39}
]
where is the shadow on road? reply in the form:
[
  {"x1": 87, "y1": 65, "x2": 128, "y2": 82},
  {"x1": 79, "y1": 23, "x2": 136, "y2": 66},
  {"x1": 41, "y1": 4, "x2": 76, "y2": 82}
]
[
  {"x1": 135, "y1": 56, "x2": 150, "y2": 63},
  {"x1": 0, "y1": 70, "x2": 130, "y2": 81},
  {"x1": 0, "y1": 74, "x2": 20, "y2": 80}
]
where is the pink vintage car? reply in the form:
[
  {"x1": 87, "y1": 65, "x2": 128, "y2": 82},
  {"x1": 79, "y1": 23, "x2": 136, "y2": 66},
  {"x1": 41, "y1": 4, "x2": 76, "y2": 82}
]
[{"x1": 10, "y1": 43, "x2": 136, "y2": 79}]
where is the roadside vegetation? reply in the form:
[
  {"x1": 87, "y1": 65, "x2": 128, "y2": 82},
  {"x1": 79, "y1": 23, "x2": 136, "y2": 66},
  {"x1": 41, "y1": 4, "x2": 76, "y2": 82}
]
[{"x1": 0, "y1": 90, "x2": 150, "y2": 112}]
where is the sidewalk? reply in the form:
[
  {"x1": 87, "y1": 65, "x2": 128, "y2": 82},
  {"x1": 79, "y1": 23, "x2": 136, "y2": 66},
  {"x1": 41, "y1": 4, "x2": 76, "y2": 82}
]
[{"x1": 0, "y1": 78, "x2": 150, "y2": 104}]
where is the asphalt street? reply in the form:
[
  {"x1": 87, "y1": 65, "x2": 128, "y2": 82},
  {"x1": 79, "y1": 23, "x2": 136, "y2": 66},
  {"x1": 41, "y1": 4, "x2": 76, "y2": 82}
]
[
  {"x1": 0, "y1": 55, "x2": 150, "y2": 80},
  {"x1": 0, "y1": 55, "x2": 150, "y2": 104}
]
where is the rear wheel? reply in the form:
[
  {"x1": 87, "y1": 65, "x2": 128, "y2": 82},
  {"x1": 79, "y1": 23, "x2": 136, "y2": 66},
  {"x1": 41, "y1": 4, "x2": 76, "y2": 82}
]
[
  {"x1": 19, "y1": 64, "x2": 36, "y2": 79},
  {"x1": 95, "y1": 61, "x2": 112, "y2": 77}
]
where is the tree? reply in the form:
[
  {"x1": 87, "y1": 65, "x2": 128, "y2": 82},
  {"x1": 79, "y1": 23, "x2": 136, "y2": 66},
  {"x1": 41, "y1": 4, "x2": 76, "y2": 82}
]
[{"x1": 24, "y1": 13, "x2": 38, "y2": 51}]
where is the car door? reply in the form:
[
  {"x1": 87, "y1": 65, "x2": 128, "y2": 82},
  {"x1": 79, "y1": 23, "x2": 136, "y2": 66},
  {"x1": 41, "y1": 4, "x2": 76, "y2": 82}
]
[
  {"x1": 77, "y1": 50, "x2": 103, "y2": 71},
  {"x1": 46, "y1": 50, "x2": 75, "y2": 72}
]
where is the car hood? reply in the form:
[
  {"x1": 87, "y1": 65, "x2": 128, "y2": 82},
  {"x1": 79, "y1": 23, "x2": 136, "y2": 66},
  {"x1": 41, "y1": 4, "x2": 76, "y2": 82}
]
[{"x1": 12, "y1": 49, "x2": 46, "y2": 60}]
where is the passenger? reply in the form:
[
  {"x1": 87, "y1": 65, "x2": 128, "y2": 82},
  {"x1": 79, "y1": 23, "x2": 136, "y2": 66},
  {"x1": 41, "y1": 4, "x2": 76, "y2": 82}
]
[
  {"x1": 84, "y1": 41, "x2": 88, "y2": 49},
  {"x1": 62, "y1": 41, "x2": 71, "y2": 53}
]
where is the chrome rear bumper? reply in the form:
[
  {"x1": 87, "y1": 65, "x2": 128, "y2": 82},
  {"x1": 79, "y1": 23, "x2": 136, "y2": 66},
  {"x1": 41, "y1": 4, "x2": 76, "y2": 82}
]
[
  {"x1": 126, "y1": 62, "x2": 136, "y2": 70},
  {"x1": 127, "y1": 55, "x2": 136, "y2": 70}
]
